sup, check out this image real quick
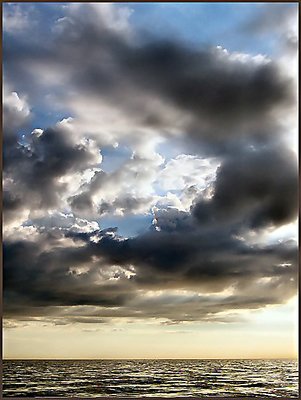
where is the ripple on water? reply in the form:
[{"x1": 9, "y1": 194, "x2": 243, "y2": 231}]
[{"x1": 3, "y1": 359, "x2": 299, "y2": 398}]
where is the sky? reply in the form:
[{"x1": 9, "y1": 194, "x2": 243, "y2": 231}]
[{"x1": 3, "y1": 2, "x2": 298, "y2": 359}]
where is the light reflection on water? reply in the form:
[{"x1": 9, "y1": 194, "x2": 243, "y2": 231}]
[{"x1": 3, "y1": 359, "x2": 299, "y2": 398}]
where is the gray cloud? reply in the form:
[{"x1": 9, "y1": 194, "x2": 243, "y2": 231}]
[
  {"x1": 3, "y1": 4, "x2": 295, "y2": 155},
  {"x1": 193, "y1": 144, "x2": 298, "y2": 229},
  {"x1": 241, "y1": 4, "x2": 298, "y2": 56},
  {"x1": 4, "y1": 125, "x2": 101, "y2": 213},
  {"x1": 4, "y1": 206, "x2": 297, "y2": 324},
  {"x1": 242, "y1": 4, "x2": 297, "y2": 35},
  {"x1": 68, "y1": 155, "x2": 160, "y2": 218},
  {"x1": 3, "y1": 3, "x2": 298, "y2": 326}
]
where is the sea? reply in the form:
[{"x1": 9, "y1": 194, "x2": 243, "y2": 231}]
[{"x1": 2, "y1": 359, "x2": 299, "y2": 398}]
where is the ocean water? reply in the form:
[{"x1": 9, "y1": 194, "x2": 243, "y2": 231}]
[{"x1": 2, "y1": 359, "x2": 298, "y2": 398}]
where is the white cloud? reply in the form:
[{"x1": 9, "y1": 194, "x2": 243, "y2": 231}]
[
  {"x1": 4, "y1": 91, "x2": 30, "y2": 115},
  {"x1": 157, "y1": 154, "x2": 219, "y2": 192},
  {"x1": 3, "y1": 3, "x2": 298, "y2": 333},
  {"x1": 3, "y1": 88, "x2": 30, "y2": 133},
  {"x1": 215, "y1": 45, "x2": 270, "y2": 65},
  {"x1": 54, "y1": 2, "x2": 134, "y2": 41},
  {"x1": 3, "y1": 4, "x2": 32, "y2": 34}
]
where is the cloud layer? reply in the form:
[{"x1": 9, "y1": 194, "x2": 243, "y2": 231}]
[{"x1": 3, "y1": 3, "x2": 298, "y2": 326}]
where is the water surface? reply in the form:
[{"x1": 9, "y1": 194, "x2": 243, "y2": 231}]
[{"x1": 3, "y1": 359, "x2": 298, "y2": 398}]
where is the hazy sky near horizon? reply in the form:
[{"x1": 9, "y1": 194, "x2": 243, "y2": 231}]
[{"x1": 3, "y1": 2, "x2": 298, "y2": 359}]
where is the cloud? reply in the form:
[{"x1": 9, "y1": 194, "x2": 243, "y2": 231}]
[
  {"x1": 3, "y1": 122, "x2": 102, "y2": 218},
  {"x1": 57, "y1": 3, "x2": 134, "y2": 38},
  {"x1": 3, "y1": 3, "x2": 298, "y2": 327},
  {"x1": 68, "y1": 154, "x2": 163, "y2": 218},
  {"x1": 3, "y1": 4, "x2": 33, "y2": 34},
  {"x1": 4, "y1": 3, "x2": 295, "y2": 156},
  {"x1": 157, "y1": 154, "x2": 219, "y2": 192},
  {"x1": 4, "y1": 205, "x2": 297, "y2": 324},
  {"x1": 239, "y1": 3, "x2": 298, "y2": 68},
  {"x1": 192, "y1": 144, "x2": 298, "y2": 230},
  {"x1": 242, "y1": 4, "x2": 297, "y2": 46},
  {"x1": 3, "y1": 89, "x2": 30, "y2": 132}
]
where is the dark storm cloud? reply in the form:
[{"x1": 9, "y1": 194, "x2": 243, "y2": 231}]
[
  {"x1": 121, "y1": 42, "x2": 292, "y2": 143},
  {"x1": 2, "y1": 191, "x2": 24, "y2": 225},
  {"x1": 3, "y1": 234, "x2": 135, "y2": 317},
  {"x1": 193, "y1": 145, "x2": 298, "y2": 229},
  {"x1": 3, "y1": 2, "x2": 296, "y2": 215},
  {"x1": 91, "y1": 221, "x2": 297, "y2": 295},
  {"x1": 3, "y1": 4, "x2": 294, "y2": 154},
  {"x1": 3, "y1": 4, "x2": 298, "y2": 325},
  {"x1": 4, "y1": 208, "x2": 297, "y2": 323},
  {"x1": 74, "y1": 37, "x2": 293, "y2": 154},
  {"x1": 4, "y1": 125, "x2": 100, "y2": 211}
]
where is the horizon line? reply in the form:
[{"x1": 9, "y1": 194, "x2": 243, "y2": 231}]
[{"x1": 3, "y1": 357, "x2": 298, "y2": 361}]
